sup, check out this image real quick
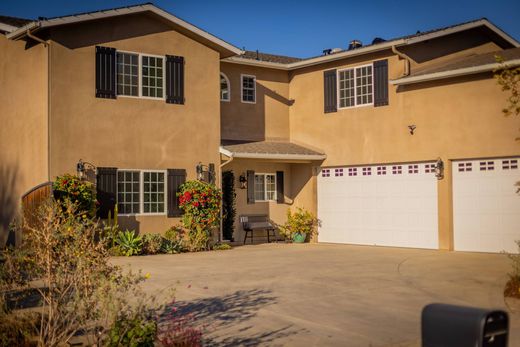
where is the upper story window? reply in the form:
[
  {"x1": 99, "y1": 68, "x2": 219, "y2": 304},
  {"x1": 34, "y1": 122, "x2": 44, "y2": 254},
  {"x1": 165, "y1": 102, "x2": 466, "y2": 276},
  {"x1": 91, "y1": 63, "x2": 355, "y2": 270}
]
[
  {"x1": 116, "y1": 51, "x2": 165, "y2": 99},
  {"x1": 220, "y1": 73, "x2": 230, "y2": 101},
  {"x1": 338, "y1": 64, "x2": 373, "y2": 108},
  {"x1": 241, "y1": 74, "x2": 256, "y2": 103},
  {"x1": 141, "y1": 56, "x2": 164, "y2": 98}
]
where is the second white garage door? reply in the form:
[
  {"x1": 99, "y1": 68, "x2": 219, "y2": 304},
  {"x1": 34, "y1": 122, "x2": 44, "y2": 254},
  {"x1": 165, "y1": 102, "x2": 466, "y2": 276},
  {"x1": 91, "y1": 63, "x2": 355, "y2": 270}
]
[
  {"x1": 453, "y1": 157, "x2": 520, "y2": 253},
  {"x1": 318, "y1": 162, "x2": 439, "y2": 249}
]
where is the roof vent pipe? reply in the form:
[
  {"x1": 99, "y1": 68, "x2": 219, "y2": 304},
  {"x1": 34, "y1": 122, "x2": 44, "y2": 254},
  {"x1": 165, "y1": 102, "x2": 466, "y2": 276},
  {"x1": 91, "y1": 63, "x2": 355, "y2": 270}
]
[
  {"x1": 322, "y1": 48, "x2": 332, "y2": 55},
  {"x1": 348, "y1": 39, "x2": 362, "y2": 50}
]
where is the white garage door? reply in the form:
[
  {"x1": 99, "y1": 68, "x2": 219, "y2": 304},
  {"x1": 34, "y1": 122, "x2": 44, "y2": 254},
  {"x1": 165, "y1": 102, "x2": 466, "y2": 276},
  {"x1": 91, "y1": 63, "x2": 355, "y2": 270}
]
[
  {"x1": 317, "y1": 162, "x2": 439, "y2": 249},
  {"x1": 453, "y1": 157, "x2": 520, "y2": 253}
]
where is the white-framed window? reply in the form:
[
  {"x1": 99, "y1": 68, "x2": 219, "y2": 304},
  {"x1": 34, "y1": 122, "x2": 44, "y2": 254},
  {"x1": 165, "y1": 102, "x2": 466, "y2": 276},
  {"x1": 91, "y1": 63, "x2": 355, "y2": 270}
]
[
  {"x1": 117, "y1": 52, "x2": 139, "y2": 96},
  {"x1": 254, "y1": 173, "x2": 276, "y2": 201},
  {"x1": 143, "y1": 171, "x2": 165, "y2": 213},
  {"x1": 116, "y1": 51, "x2": 165, "y2": 100},
  {"x1": 241, "y1": 74, "x2": 256, "y2": 103},
  {"x1": 220, "y1": 73, "x2": 230, "y2": 101},
  {"x1": 337, "y1": 64, "x2": 373, "y2": 108},
  {"x1": 117, "y1": 171, "x2": 140, "y2": 214},
  {"x1": 117, "y1": 169, "x2": 167, "y2": 215}
]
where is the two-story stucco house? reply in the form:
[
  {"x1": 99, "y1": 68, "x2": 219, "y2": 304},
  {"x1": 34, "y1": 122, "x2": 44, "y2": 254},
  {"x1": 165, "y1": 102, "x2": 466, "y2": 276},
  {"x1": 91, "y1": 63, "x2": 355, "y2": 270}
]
[{"x1": 1, "y1": 4, "x2": 519, "y2": 253}]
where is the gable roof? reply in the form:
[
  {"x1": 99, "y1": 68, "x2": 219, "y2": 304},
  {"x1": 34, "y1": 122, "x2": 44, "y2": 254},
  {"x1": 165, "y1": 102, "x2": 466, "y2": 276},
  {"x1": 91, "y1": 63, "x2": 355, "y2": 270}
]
[
  {"x1": 224, "y1": 18, "x2": 520, "y2": 70},
  {"x1": 391, "y1": 47, "x2": 520, "y2": 85},
  {"x1": 5, "y1": 3, "x2": 242, "y2": 58}
]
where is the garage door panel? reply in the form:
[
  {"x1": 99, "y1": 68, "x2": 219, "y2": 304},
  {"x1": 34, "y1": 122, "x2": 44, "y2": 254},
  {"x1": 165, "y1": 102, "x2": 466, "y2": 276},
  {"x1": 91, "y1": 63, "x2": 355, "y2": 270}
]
[
  {"x1": 453, "y1": 157, "x2": 520, "y2": 253},
  {"x1": 318, "y1": 162, "x2": 439, "y2": 249}
]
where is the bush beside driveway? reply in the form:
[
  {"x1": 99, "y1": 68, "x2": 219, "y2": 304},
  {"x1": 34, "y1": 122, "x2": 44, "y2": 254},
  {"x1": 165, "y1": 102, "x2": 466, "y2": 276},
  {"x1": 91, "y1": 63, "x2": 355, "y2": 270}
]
[{"x1": 112, "y1": 243, "x2": 520, "y2": 346}]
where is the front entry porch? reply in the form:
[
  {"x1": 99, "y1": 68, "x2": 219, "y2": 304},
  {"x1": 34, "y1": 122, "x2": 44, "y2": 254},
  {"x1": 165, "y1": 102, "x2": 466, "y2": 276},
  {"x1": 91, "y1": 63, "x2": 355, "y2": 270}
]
[{"x1": 219, "y1": 140, "x2": 326, "y2": 244}]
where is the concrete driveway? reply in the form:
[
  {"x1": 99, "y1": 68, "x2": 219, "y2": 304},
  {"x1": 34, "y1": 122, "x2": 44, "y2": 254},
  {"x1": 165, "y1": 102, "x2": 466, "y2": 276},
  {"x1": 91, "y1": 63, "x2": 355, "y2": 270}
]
[{"x1": 112, "y1": 243, "x2": 520, "y2": 346}]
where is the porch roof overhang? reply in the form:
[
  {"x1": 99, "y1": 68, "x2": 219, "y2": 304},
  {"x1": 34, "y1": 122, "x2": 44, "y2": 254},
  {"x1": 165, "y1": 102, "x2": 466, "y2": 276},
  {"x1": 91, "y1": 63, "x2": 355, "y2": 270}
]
[{"x1": 220, "y1": 140, "x2": 326, "y2": 161}]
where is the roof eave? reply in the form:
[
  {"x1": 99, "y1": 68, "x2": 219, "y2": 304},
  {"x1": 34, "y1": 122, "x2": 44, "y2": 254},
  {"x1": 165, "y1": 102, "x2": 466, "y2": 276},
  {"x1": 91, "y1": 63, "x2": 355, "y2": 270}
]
[
  {"x1": 221, "y1": 151, "x2": 326, "y2": 161},
  {"x1": 390, "y1": 59, "x2": 520, "y2": 86},
  {"x1": 5, "y1": 4, "x2": 242, "y2": 56},
  {"x1": 404, "y1": 19, "x2": 520, "y2": 48}
]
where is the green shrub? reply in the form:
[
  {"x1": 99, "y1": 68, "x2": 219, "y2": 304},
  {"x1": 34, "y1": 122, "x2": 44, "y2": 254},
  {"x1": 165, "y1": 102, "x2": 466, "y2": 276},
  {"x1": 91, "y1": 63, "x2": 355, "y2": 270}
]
[
  {"x1": 222, "y1": 171, "x2": 236, "y2": 241},
  {"x1": 100, "y1": 205, "x2": 121, "y2": 249},
  {"x1": 142, "y1": 233, "x2": 163, "y2": 255},
  {"x1": 53, "y1": 173, "x2": 97, "y2": 216},
  {"x1": 115, "y1": 230, "x2": 143, "y2": 256},
  {"x1": 178, "y1": 180, "x2": 222, "y2": 251},
  {"x1": 0, "y1": 200, "x2": 153, "y2": 346},
  {"x1": 107, "y1": 312, "x2": 157, "y2": 347},
  {"x1": 213, "y1": 243, "x2": 232, "y2": 251},
  {"x1": 162, "y1": 226, "x2": 185, "y2": 254},
  {"x1": 278, "y1": 207, "x2": 319, "y2": 242},
  {"x1": 505, "y1": 240, "x2": 520, "y2": 298}
]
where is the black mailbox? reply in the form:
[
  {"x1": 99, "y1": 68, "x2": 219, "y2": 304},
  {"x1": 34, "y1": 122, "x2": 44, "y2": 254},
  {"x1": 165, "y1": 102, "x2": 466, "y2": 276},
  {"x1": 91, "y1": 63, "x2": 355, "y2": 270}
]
[{"x1": 422, "y1": 303, "x2": 508, "y2": 347}]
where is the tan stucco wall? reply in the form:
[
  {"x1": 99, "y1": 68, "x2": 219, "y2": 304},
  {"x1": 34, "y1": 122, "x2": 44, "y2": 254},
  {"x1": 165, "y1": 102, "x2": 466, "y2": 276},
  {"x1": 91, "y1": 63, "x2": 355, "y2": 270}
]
[
  {"x1": 0, "y1": 36, "x2": 48, "y2": 246},
  {"x1": 47, "y1": 20, "x2": 221, "y2": 234},
  {"x1": 288, "y1": 51, "x2": 519, "y2": 250},
  {"x1": 220, "y1": 62, "x2": 290, "y2": 141}
]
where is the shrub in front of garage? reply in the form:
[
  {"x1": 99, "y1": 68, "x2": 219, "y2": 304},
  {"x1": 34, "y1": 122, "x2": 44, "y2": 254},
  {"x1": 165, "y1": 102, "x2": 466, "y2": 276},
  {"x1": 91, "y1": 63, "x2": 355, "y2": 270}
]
[{"x1": 279, "y1": 207, "x2": 319, "y2": 243}]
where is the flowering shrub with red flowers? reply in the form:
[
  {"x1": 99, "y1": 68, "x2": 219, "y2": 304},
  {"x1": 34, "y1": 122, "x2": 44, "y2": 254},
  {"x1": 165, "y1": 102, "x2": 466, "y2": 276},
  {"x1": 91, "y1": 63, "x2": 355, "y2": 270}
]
[
  {"x1": 177, "y1": 181, "x2": 222, "y2": 251},
  {"x1": 53, "y1": 174, "x2": 97, "y2": 217}
]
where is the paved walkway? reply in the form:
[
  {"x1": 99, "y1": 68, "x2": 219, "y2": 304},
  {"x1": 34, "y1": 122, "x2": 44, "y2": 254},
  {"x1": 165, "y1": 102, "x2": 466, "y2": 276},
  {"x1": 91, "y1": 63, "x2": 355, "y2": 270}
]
[{"x1": 112, "y1": 243, "x2": 519, "y2": 346}]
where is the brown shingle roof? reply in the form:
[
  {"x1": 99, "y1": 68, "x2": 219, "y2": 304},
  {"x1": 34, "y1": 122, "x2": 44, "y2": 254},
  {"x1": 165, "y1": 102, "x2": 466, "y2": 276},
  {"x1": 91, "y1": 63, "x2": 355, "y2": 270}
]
[
  {"x1": 240, "y1": 50, "x2": 302, "y2": 64},
  {"x1": 410, "y1": 47, "x2": 520, "y2": 77},
  {"x1": 0, "y1": 15, "x2": 32, "y2": 28},
  {"x1": 221, "y1": 140, "x2": 325, "y2": 159}
]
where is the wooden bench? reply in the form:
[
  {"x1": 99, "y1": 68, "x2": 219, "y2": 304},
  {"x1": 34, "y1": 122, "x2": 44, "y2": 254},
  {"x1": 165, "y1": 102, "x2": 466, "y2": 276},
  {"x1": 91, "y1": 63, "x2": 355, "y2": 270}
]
[{"x1": 240, "y1": 215, "x2": 278, "y2": 244}]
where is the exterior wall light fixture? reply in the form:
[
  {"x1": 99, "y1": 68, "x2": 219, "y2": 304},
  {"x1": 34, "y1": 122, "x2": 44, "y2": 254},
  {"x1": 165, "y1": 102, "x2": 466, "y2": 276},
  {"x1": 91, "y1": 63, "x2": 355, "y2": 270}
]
[
  {"x1": 408, "y1": 125, "x2": 416, "y2": 135},
  {"x1": 435, "y1": 157, "x2": 444, "y2": 180},
  {"x1": 239, "y1": 173, "x2": 247, "y2": 189},
  {"x1": 76, "y1": 159, "x2": 97, "y2": 181},
  {"x1": 196, "y1": 162, "x2": 215, "y2": 184}
]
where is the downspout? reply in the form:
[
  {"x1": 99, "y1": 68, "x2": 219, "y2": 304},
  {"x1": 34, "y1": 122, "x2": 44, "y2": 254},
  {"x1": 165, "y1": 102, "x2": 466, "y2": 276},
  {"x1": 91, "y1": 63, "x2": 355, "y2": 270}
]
[
  {"x1": 391, "y1": 45, "x2": 411, "y2": 77},
  {"x1": 218, "y1": 153, "x2": 234, "y2": 242},
  {"x1": 26, "y1": 30, "x2": 48, "y2": 47}
]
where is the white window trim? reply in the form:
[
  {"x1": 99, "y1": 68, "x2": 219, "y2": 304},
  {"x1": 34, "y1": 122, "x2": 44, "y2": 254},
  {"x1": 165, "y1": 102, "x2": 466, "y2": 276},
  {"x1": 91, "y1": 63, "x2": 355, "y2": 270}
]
[
  {"x1": 254, "y1": 172, "x2": 277, "y2": 202},
  {"x1": 117, "y1": 169, "x2": 168, "y2": 216},
  {"x1": 240, "y1": 74, "x2": 256, "y2": 104},
  {"x1": 337, "y1": 63, "x2": 374, "y2": 110},
  {"x1": 220, "y1": 72, "x2": 231, "y2": 102},
  {"x1": 116, "y1": 49, "x2": 166, "y2": 101}
]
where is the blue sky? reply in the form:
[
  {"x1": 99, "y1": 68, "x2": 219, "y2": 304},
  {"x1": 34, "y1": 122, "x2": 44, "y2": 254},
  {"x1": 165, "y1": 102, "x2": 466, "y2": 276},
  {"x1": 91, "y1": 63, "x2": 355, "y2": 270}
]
[{"x1": 1, "y1": 0, "x2": 519, "y2": 58}]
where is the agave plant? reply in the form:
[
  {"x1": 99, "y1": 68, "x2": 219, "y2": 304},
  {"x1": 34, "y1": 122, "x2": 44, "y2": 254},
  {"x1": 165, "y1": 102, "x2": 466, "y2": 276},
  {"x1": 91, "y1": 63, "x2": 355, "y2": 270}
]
[{"x1": 115, "y1": 230, "x2": 143, "y2": 256}]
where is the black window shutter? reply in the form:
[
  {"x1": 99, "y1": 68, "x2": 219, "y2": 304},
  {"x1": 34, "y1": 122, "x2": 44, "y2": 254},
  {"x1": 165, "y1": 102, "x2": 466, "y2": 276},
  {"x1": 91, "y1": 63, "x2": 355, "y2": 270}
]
[
  {"x1": 167, "y1": 169, "x2": 186, "y2": 217},
  {"x1": 373, "y1": 59, "x2": 389, "y2": 107},
  {"x1": 323, "y1": 69, "x2": 337, "y2": 113},
  {"x1": 276, "y1": 171, "x2": 284, "y2": 204},
  {"x1": 95, "y1": 46, "x2": 117, "y2": 99},
  {"x1": 166, "y1": 55, "x2": 185, "y2": 104},
  {"x1": 96, "y1": 167, "x2": 117, "y2": 219},
  {"x1": 246, "y1": 170, "x2": 255, "y2": 205}
]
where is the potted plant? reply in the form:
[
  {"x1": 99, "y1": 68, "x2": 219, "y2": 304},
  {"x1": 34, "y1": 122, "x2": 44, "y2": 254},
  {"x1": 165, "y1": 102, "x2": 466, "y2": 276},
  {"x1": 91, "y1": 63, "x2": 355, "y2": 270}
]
[{"x1": 279, "y1": 207, "x2": 319, "y2": 243}]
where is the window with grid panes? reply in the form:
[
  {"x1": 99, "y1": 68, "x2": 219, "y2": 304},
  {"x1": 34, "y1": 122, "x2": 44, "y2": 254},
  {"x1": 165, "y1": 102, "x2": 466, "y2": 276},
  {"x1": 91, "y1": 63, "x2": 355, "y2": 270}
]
[
  {"x1": 117, "y1": 171, "x2": 140, "y2": 214},
  {"x1": 142, "y1": 56, "x2": 164, "y2": 98},
  {"x1": 143, "y1": 172, "x2": 165, "y2": 213},
  {"x1": 338, "y1": 64, "x2": 373, "y2": 108},
  {"x1": 116, "y1": 52, "x2": 139, "y2": 96}
]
